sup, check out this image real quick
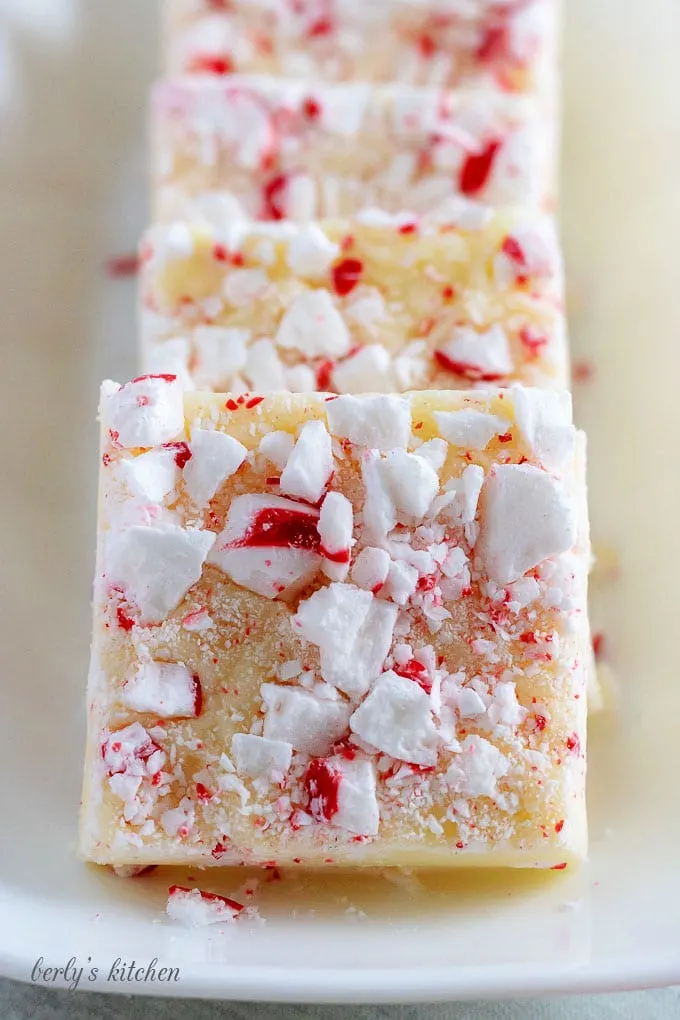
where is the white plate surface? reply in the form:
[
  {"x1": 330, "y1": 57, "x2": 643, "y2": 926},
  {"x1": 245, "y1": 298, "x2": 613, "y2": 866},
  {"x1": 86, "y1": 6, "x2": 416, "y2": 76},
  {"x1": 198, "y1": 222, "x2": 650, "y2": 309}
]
[{"x1": 0, "y1": 0, "x2": 679, "y2": 1002}]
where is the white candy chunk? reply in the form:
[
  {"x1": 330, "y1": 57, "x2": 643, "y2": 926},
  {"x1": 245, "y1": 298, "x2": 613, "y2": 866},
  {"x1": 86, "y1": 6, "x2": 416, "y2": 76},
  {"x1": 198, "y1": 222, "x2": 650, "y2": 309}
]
[
  {"x1": 381, "y1": 449, "x2": 440, "y2": 518},
  {"x1": 487, "y1": 682, "x2": 526, "y2": 728},
  {"x1": 417, "y1": 438, "x2": 448, "y2": 472},
  {"x1": 223, "y1": 268, "x2": 269, "y2": 307},
  {"x1": 261, "y1": 684, "x2": 351, "y2": 755},
  {"x1": 145, "y1": 337, "x2": 193, "y2": 389},
  {"x1": 166, "y1": 887, "x2": 240, "y2": 928},
  {"x1": 101, "y1": 722, "x2": 159, "y2": 777},
  {"x1": 445, "y1": 735, "x2": 510, "y2": 799},
  {"x1": 122, "y1": 661, "x2": 198, "y2": 718},
  {"x1": 478, "y1": 464, "x2": 576, "y2": 584},
  {"x1": 352, "y1": 546, "x2": 390, "y2": 592},
  {"x1": 487, "y1": 126, "x2": 536, "y2": 203},
  {"x1": 293, "y1": 583, "x2": 396, "y2": 697},
  {"x1": 286, "y1": 225, "x2": 339, "y2": 278},
  {"x1": 160, "y1": 798, "x2": 194, "y2": 837},
  {"x1": 108, "y1": 774, "x2": 141, "y2": 807},
  {"x1": 107, "y1": 525, "x2": 215, "y2": 623},
  {"x1": 319, "y1": 492, "x2": 353, "y2": 581},
  {"x1": 436, "y1": 325, "x2": 513, "y2": 380},
  {"x1": 244, "y1": 338, "x2": 287, "y2": 390},
  {"x1": 258, "y1": 430, "x2": 294, "y2": 470},
  {"x1": 193, "y1": 326, "x2": 249, "y2": 388},
  {"x1": 455, "y1": 688, "x2": 488, "y2": 718},
  {"x1": 232, "y1": 733, "x2": 292, "y2": 780},
  {"x1": 333, "y1": 758, "x2": 380, "y2": 836},
  {"x1": 385, "y1": 559, "x2": 419, "y2": 605},
  {"x1": 285, "y1": 173, "x2": 317, "y2": 221},
  {"x1": 322, "y1": 598, "x2": 398, "y2": 697},
  {"x1": 104, "y1": 377, "x2": 184, "y2": 449},
  {"x1": 435, "y1": 410, "x2": 511, "y2": 450},
  {"x1": 280, "y1": 420, "x2": 333, "y2": 503},
  {"x1": 506, "y1": 576, "x2": 540, "y2": 610},
  {"x1": 361, "y1": 450, "x2": 397, "y2": 541},
  {"x1": 275, "y1": 290, "x2": 350, "y2": 358},
  {"x1": 293, "y1": 582, "x2": 371, "y2": 652},
  {"x1": 286, "y1": 363, "x2": 317, "y2": 392},
  {"x1": 332, "y1": 345, "x2": 395, "y2": 394},
  {"x1": 326, "y1": 395, "x2": 411, "y2": 451},
  {"x1": 118, "y1": 450, "x2": 178, "y2": 503},
  {"x1": 184, "y1": 428, "x2": 247, "y2": 508},
  {"x1": 210, "y1": 494, "x2": 321, "y2": 599},
  {"x1": 437, "y1": 464, "x2": 485, "y2": 525},
  {"x1": 350, "y1": 670, "x2": 438, "y2": 766},
  {"x1": 345, "y1": 290, "x2": 387, "y2": 332},
  {"x1": 511, "y1": 386, "x2": 575, "y2": 470},
  {"x1": 146, "y1": 223, "x2": 194, "y2": 271}
]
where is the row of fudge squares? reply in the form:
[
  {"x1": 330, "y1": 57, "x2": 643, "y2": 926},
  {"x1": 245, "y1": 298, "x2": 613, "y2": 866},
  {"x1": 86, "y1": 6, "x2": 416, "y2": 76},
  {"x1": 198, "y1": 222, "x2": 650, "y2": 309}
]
[
  {"x1": 152, "y1": 75, "x2": 556, "y2": 224},
  {"x1": 80, "y1": 377, "x2": 590, "y2": 869},
  {"x1": 141, "y1": 208, "x2": 567, "y2": 395},
  {"x1": 164, "y1": 0, "x2": 559, "y2": 99}
]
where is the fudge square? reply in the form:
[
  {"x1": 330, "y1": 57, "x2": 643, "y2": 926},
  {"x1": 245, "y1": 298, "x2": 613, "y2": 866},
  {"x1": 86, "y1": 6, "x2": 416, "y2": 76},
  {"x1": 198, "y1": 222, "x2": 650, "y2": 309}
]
[
  {"x1": 152, "y1": 76, "x2": 555, "y2": 224},
  {"x1": 79, "y1": 376, "x2": 590, "y2": 869},
  {"x1": 140, "y1": 209, "x2": 568, "y2": 394},
  {"x1": 164, "y1": 0, "x2": 558, "y2": 99}
]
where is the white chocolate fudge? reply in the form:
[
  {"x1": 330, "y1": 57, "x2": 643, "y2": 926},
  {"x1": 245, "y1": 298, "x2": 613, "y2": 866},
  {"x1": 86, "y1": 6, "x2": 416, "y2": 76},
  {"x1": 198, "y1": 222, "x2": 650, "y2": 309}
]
[
  {"x1": 152, "y1": 76, "x2": 555, "y2": 224},
  {"x1": 140, "y1": 210, "x2": 567, "y2": 394},
  {"x1": 165, "y1": 0, "x2": 559, "y2": 99},
  {"x1": 79, "y1": 377, "x2": 590, "y2": 869}
]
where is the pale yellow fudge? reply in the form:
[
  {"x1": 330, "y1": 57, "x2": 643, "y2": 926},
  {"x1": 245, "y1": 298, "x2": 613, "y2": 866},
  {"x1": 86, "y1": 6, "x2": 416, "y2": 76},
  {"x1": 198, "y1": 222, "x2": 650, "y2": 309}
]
[
  {"x1": 140, "y1": 211, "x2": 567, "y2": 394},
  {"x1": 165, "y1": 0, "x2": 559, "y2": 100},
  {"x1": 79, "y1": 377, "x2": 589, "y2": 869},
  {"x1": 152, "y1": 76, "x2": 555, "y2": 224}
]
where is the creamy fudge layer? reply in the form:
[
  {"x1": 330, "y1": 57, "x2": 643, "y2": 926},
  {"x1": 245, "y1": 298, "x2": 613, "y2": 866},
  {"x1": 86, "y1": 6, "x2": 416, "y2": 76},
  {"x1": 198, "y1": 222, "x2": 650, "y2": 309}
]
[
  {"x1": 140, "y1": 211, "x2": 567, "y2": 394},
  {"x1": 79, "y1": 378, "x2": 589, "y2": 868},
  {"x1": 164, "y1": 0, "x2": 559, "y2": 99},
  {"x1": 152, "y1": 76, "x2": 556, "y2": 223}
]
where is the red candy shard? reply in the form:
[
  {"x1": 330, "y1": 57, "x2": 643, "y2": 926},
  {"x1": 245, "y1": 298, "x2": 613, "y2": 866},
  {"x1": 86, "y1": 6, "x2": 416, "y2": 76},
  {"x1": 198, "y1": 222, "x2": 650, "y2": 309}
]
[
  {"x1": 168, "y1": 885, "x2": 244, "y2": 912},
  {"x1": 501, "y1": 235, "x2": 527, "y2": 266},
  {"x1": 331, "y1": 258, "x2": 364, "y2": 297},
  {"x1": 565, "y1": 733, "x2": 581, "y2": 755},
  {"x1": 302, "y1": 96, "x2": 321, "y2": 120},
  {"x1": 131, "y1": 374, "x2": 177, "y2": 384},
  {"x1": 187, "y1": 54, "x2": 234, "y2": 75},
  {"x1": 304, "y1": 758, "x2": 342, "y2": 822},
  {"x1": 434, "y1": 349, "x2": 505, "y2": 382},
  {"x1": 116, "y1": 606, "x2": 135, "y2": 632},
  {"x1": 315, "y1": 359, "x2": 335, "y2": 390},
  {"x1": 459, "y1": 139, "x2": 502, "y2": 196},
  {"x1": 162, "y1": 441, "x2": 192, "y2": 469},
  {"x1": 394, "y1": 659, "x2": 432, "y2": 694},
  {"x1": 519, "y1": 325, "x2": 548, "y2": 355},
  {"x1": 262, "y1": 173, "x2": 289, "y2": 220},
  {"x1": 230, "y1": 506, "x2": 322, "y2": 554},
  {"x1": 320, "y1": 546, "x2": 350, "y2": 564},
  {"x1": 192, "y1": 674, "x2": 203, "y2": 718}
]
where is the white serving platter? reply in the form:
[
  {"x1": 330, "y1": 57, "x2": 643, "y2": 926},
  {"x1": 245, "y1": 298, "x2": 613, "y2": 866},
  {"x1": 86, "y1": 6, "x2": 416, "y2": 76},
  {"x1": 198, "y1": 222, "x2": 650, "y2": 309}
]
[{"x1": 0, "y1": 0, "x2": 678, "y2": 1002}]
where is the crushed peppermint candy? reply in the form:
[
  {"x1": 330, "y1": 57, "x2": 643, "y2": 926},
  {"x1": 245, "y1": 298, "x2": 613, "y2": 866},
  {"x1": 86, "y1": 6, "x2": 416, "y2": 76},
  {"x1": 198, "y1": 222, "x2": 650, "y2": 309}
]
[{"x1": 81, "y1": 387, "x2": 589, "y2": 871}]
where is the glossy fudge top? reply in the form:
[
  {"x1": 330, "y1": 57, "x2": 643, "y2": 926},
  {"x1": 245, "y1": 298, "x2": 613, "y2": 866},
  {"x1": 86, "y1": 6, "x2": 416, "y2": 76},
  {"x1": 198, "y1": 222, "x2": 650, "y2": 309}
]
[{"x1": 80, "y1": 380, "x2": 589, "y2": 868}]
